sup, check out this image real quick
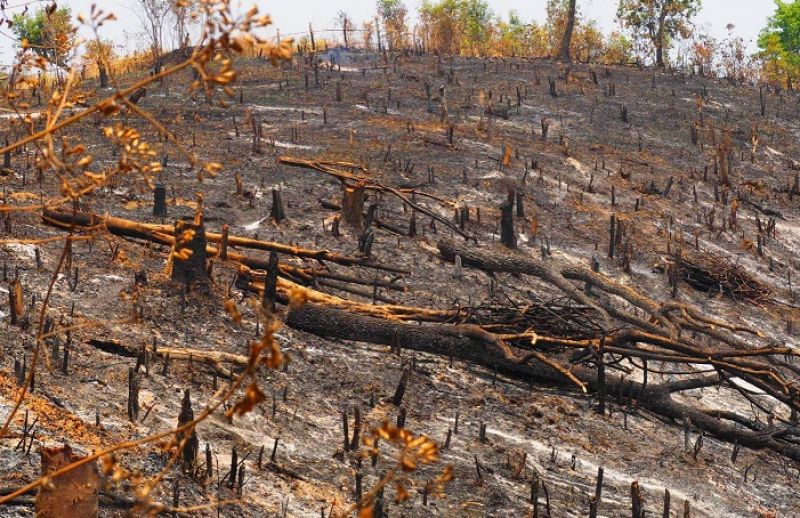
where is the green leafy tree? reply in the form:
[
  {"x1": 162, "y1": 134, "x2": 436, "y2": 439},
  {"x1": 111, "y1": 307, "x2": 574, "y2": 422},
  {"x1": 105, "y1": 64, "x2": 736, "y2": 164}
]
[
  {"x1": 419, "y1": 0, "x2": 461, "y2": 55},
  {"x1": 616, "y1": 0, "x2": 701, "y2": 68},
  {"x1": 757, "y1": 1, "x2": 800, "y2": 86},
  {"x1": 12, "y1": 6, "x2": 76, "y2": 67},
  {"x1": 460, "y1": 0, "x2": 492, "y2": 55},
  {"x1": 603, "y1": 31, "x2": 634, "y2": 64},
  {"x1": 377, "y1": 0, "x2": 409, "y2": 50},
  {"x1": 419, "y1": 0, "x2": 492, "y2": 56},
  {"x1": 496, "y1": 11, "x2": 547, "y2": 57}
]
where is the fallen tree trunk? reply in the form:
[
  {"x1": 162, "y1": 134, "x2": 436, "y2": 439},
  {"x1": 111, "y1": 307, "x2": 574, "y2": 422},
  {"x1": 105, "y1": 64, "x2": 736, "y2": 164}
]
[
  {"x1": 285, "y1": 302, "x2": 800, "y2": 461},
  {"x1": 42, "y1": 210, "x2": 409, "y2": 274},
  {"x1": 245, "y1": 272, "x2": 457, "y2": 323}
]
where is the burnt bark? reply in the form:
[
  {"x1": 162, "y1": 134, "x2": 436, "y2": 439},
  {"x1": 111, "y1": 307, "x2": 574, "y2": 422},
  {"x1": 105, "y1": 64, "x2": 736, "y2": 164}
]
[
  {"x1": 171, "y1": 219, "x2": 208, "y2": 288},
  {"x1": 341, "y1": 184, "x2": 365, "y2": 228},
  {"x1": 500, "y1": 199, "x2": 516, "y2": 249}
]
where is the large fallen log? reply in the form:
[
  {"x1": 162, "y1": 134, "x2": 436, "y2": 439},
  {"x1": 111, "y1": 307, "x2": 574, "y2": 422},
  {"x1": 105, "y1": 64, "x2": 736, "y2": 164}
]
[
  {"x1": 246, "y1": 270, "x2": 799, "y2": 416},
  {"x1": 285, "y1": 302, "x2": 800, "y2": 461},
  {"x1": 42, "y1": 210, "x2": 409, "y2": 274},
  {"x1": 241, "y1": 275, "x2": 597, "y2": 341}
]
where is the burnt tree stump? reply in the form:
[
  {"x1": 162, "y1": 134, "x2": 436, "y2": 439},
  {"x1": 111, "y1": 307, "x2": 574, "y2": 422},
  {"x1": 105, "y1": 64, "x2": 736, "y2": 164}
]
[
  {"x1": 171, "y1": 219, "x2": 208, "y2": 288},
  {"x1": 153, "y1": 183, "x2": 167, "y2": 217},
  {"x1": 500, "y1": 199, "x2": 517, "y2": 249},
  {"x1": 127, "y1": 367, "x2": 139, "y2": 421},
  {"x1": 263, "y1": 251, "x2": 279, "y2": 312},
  {"x1": 177, "y1": 389, "x2": 199, "y2": 466},
  {"x1": 270, "y1": 189, "x2": 286, "y2": 222},
  {"x1": 341, "y1": 184, "x2": 365, "y2": 228},
  {"x1": 128, "y1": 87, "x2": 147, "y2": 105},
  {"x1": 35, "y1": 444, "x2": 99, "y2": 518},
  {"x1": 8, "y1": 279, "x2": 24, "y2": 326},
  {"x1": 3, "y1": 137, "x2": 10, "y2": 168}
]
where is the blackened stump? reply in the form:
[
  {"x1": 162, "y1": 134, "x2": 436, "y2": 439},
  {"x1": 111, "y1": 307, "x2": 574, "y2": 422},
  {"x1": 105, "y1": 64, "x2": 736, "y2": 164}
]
[
  {"x1": 153, "y1": 183, "x2": 167, "y2": 217},
  {"x1": 177, "y1": 389, "x2": 199, "y2": 466},
  {"x1": 171, "y1": 219, "x2": 208, "y2": 288},
  {"x1": 500, "y1": 199, "x2": 516, "y2": 249},
  {"x1": 263, "y1": 251, "x2": 279, "y2": 312}
]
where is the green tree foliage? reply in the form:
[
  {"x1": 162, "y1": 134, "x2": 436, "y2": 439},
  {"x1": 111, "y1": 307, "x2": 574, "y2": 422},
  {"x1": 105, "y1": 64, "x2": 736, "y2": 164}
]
[
  {"x1": 616, "y1": 0, "x2": 701, "y2": 67},
  {"x1": 460, "y1": 0, "x2": 492, "y2": 53},
  {"x1": 757, "y1": 1, "x2": 800, "y2": 86},
  {"x1": 11, "y1": 6, "x2": 76, "y2": 67},
  {"x1": 377, "y1": 0, "x2": 409, "y2": 50},
  {"x1": 418, "y1": 1, "x2": 632, "y2": 63},
  {"x1": 603, "y1": 32, "x2": 634, "y2": 64},
  {"x1": 419, "y1": 0, "x2": 492, "y2": 56},
  {"x1": 495, "y1": 11, "x2": 549, "y2": 57}
]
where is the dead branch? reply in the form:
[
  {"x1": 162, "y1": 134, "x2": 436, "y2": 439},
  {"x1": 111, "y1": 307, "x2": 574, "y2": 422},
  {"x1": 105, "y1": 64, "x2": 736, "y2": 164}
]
[
  {"x1": 278, "y1": 156, "x2": 473, "y2": 240},
  {"x1": 86, "y1": 339, "x2": 246, "y2": 378}
]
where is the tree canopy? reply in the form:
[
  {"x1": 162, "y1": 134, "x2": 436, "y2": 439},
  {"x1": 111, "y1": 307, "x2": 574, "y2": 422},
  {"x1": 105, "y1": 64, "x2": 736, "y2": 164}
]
[
  {"x1": 377, "y1": 0, "x2": 409, "y2": 50},
  {"x1": 617, "y1": 0, "x2": 701, "y2": 67},
  {"x1": 419, "y1": 0, "x2": 492, "y2": 56},
  {"x1": 11, "y1": 6, "x2": 76, "y2": 67},
  {"x1": 758, "y1": 0, "x2": 800, "y2": 84}
]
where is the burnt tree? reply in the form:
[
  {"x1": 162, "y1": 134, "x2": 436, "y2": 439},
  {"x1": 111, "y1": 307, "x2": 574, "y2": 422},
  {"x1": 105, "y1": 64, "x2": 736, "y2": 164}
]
[{"x1": 171, "y1": 218, "x2": 209, "y2": 287}]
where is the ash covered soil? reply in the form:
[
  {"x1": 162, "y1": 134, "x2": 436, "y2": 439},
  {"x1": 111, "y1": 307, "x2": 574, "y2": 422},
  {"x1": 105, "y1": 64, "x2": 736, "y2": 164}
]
[{"x1": 1, "y1": 50, "x2": 800, "y2": 516}]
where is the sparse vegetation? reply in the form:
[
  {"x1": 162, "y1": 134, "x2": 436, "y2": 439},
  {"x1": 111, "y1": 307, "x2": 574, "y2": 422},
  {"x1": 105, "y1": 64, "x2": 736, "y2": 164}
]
[{"x1": 0, "y1": 1, "x2": 798, "y2": 517}]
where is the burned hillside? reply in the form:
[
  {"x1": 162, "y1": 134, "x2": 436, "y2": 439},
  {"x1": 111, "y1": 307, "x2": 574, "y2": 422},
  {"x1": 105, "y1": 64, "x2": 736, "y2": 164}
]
[{"x1": 1, "y1": 40, "x2": 800, "y2": 517}]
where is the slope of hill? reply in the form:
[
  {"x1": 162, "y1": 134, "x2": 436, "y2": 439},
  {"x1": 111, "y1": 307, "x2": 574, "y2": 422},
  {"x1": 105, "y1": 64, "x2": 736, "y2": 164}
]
[{"x1": 1, "y1": 49, "x2": 799, "y2": 516}]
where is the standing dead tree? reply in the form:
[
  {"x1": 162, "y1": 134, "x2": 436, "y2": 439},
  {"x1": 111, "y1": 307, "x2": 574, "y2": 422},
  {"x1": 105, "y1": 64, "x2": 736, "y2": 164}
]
[
  {"x1": 134, "y1": 0, "x2": 171, "y2": 66},
  {"x1": 336, "y1": 11, "x2": 356, "y2": 49}
]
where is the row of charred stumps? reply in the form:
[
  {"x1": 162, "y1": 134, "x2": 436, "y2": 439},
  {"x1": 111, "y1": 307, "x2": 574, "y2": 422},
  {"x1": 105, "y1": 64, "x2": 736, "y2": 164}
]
[
  {"x1": 134, "y1": 341, "x2": 717, "y2": 517},
  {"x1": 255, "y1": 155, "x2": 773, "y2": 304},
  {"x1": 119, "y1": 340, "x2": 711, "y2": 518}
]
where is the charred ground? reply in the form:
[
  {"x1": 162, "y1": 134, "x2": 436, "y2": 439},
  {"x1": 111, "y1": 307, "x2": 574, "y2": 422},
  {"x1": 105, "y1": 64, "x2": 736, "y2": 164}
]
[{"x1": 1, "y1": 49, "x2": 800, "y2": 516}]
